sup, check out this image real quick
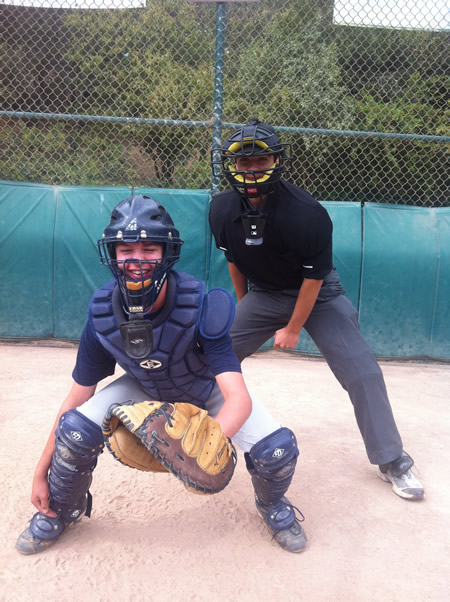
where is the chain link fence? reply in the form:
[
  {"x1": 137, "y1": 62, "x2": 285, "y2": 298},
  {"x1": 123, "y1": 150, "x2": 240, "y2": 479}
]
[{"x1": 1, "y1": 0, "x2": 448, "y2": 205}]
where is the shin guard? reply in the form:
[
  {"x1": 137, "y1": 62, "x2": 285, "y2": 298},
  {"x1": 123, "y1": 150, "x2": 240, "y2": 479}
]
[
  {"x1": 245, "y1": 427, "x2": 299, "y2": 530},
  {"x1": 47, "y1": 409, "x2": 104, "y2": 523}
]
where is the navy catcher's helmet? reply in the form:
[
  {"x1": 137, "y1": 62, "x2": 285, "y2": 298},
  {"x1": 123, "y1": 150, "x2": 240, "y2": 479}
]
[
  {"x1": 98, "y1": 195, "x2": 183, "y2": 315},
  {"x1": 211, "y1": 119, "x2": 292, "y2": 201}
]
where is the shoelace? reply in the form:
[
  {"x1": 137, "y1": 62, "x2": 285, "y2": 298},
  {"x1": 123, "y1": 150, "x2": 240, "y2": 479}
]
[{"x1": 291, "y1": 504, "x2": 305, "y2": 523}]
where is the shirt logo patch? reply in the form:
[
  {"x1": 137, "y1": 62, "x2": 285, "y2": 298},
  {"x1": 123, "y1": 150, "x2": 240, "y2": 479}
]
[{"x1": 140, "y1": 359, "x2": 163, "y2": 370}]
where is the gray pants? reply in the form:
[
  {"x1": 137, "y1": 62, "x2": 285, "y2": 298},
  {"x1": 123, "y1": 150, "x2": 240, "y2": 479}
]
[
  {"x1": 230, "y1": 269, "x2": 403, "y2": 465},
  {"x1": 79, "y1": 377, "x2": 280, "y2": 453}
]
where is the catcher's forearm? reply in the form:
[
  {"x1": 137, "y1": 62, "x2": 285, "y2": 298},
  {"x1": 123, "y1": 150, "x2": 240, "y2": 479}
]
[
  {"x1": 34, "y1": 436, "x2": 57, "y2": 478},
  {"x1": 214, "y1": 372, "x2": 252, "y2": 437},
  {"x1": 215, "y1": 401, "x2": 250, "y2": 438}
]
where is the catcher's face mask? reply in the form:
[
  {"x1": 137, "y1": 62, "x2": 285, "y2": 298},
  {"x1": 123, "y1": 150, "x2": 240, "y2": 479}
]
[
  {"x1": 114, "y1": 241, "x2": 164, "y2": 359},
  {"x1": 115, "y1": 241, "x2": 164, "y2": 308},
  {"x1": 98, "y1": 195, "x2": 183, "y2": 316},
  {"x1": 98, "y1": 195, "x2": 183, "y2": 359}
]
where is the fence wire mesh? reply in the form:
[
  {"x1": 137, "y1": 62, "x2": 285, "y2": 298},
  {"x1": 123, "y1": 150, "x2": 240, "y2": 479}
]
[{"x1": 1, "y1": 0, "x2": 449, "y2": 206}]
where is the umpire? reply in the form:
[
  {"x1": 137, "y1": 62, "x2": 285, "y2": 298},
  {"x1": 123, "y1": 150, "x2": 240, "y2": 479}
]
[{"x1": 209, "y1": 118, "x2": 424, "y2": 501}]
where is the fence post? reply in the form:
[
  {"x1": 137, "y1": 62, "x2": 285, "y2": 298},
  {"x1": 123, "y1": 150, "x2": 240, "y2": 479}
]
[{"x1": 210, "y1": 2, "x2": 227, "y2": 198}]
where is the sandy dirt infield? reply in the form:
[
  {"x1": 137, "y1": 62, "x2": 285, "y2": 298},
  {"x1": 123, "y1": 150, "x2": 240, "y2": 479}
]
[{"x1": 1, "y1": 342, "x2": 449, "y2": 602}]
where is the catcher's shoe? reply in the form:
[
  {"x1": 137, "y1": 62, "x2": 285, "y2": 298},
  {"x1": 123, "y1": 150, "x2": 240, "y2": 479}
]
[
  {"x1": 255, "y1": 495, "x2": 307, "y2": 553},
  {"x1": 378, "y1": 451, "x2": 424, "y2": 500},
  {"x1": 16, "y1": 504, "x2": 87, "y2": 555},
  {"x1": 16, "y1": 513, "x2": 68, "y2": 555}
]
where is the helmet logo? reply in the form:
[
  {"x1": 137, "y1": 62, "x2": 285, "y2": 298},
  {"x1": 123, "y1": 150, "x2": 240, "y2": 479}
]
[
  {"x1": 125, "y1": 218, "x2": 138, "y2": 231},
  {"x1": 140, "y1": 359, "x2": 163, "y2": 370}
]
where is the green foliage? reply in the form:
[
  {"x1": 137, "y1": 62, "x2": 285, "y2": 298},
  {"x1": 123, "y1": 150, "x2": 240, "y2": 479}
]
[
  {"x1": 63, "y1": 5, "x2": 214, "y2": 118},
  {"x1": 0, "y1": 0, "x2": 448, "y2": 205},
  {"x1": 1, "y1": 120, "x2": 138, "y2": 185}
]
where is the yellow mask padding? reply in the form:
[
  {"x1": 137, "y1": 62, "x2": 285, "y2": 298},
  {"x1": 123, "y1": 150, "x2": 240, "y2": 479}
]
[
  {"x1": 226, "y1": 138, "x2": 273, "y2": 155},
  {"x1": 230, "y1": 163, "x2": 276, "y2": 184}
]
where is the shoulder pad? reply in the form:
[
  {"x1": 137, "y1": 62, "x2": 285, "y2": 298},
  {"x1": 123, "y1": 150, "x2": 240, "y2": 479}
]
[{"x1": 199, "y1": 288, "x2": 235, "y2": 340}]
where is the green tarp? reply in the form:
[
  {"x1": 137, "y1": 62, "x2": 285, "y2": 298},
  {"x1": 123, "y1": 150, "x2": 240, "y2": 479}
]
[{"x1": 1, "y1": 181, "x2": 448, "y2": 360}]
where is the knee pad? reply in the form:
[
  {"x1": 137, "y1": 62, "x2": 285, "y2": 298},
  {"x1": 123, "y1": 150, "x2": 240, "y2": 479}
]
[
  {"x1": 245, "y1": 427, "x2": 299, "y2": 506},
  {"x1": 54, "y1": 409, "x2": 104, "y2": 464},
  {"x1": 49, "y1": 410, "x2": 104, "y2": 518},
  {"x1": 247, "y1": 427, "x2": 299, "y2": 477}
]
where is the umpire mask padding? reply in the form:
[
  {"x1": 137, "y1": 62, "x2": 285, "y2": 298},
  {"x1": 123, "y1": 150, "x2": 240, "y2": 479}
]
[{"x1": 211, "y1": 118, "x2": 292, "y2": 202}]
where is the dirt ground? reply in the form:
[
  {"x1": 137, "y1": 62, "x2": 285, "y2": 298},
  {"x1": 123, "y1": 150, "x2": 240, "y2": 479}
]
[{"x1": 1, "y1": 342, "x2": 449, "y2": 602}]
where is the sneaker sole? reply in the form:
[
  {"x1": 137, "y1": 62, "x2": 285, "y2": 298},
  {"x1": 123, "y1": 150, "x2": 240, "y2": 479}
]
[
  {"x1": 378, "y1": 470, "x2": 425, "y2": 500},
  {"x1": 16, "y1": 532, "x2": 58, "y2": 555}
]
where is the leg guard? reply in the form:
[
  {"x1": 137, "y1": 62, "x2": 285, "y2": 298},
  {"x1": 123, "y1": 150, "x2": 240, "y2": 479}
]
[
  {"x1": 27, "y1": 410, "x2": 104, "y2": 545},
  {"x1": 48, "y1": 409, "x2": 104, "y2": 521},
  {"x1": 245, "y1": 427, "x2": 299, "y2": 530}
]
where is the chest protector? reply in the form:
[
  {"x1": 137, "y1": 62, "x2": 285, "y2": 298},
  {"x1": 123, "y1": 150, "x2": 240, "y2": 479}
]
[{"x1": 90, "y1": 271, "x2": 234, "y2": 407}]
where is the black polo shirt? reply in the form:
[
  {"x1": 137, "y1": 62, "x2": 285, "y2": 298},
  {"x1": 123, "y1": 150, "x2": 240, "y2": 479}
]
[{"x1": 209, "y1": 180, "x2": 333, "y2": 290}]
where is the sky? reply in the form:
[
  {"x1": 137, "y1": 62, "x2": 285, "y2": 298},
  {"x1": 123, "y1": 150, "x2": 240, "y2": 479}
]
[
  {"x1": 3, "y1": 0, "x2": 145, "y2": 8},
  {"x1": 3, "y1": 0, "x2": 449, "y2": 32},
  {"x1": 333, "y1": 0, "x2": 449, "y2": 31}
]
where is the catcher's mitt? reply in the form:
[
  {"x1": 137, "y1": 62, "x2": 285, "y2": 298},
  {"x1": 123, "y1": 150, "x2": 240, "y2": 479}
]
[{"x1": 102, "y1": 400, "x2": 237, "y2": 494}]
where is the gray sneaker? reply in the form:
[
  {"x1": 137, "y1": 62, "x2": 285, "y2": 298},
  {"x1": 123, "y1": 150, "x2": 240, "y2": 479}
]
[
  {"x1": 255, "y1": 495, "x2": 307, "y2": 553},
  {"x1": 378, "y1": 452, "x2": 424, "y2": 500}
]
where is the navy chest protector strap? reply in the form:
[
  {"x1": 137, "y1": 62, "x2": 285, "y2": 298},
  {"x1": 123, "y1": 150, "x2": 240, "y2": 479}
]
[{"x1": 198, "y1": 288, "x2": 235, "y2": 340}]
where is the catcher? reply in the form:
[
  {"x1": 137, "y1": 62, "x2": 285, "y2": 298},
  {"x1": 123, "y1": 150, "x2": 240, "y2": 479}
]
[{"x1": 16, "y1": 195, "x2": 306, "y2": 556}]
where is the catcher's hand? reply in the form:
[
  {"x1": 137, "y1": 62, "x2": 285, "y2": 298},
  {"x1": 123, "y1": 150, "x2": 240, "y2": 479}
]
[{"x1": 102, "y1": 400, "x2": 237, "y2": 494}]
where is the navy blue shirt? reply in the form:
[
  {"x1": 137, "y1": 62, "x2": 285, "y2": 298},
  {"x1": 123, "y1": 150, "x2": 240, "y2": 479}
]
[{"x1": 209, "y1": 180, "x2": 333, "y2": 290}]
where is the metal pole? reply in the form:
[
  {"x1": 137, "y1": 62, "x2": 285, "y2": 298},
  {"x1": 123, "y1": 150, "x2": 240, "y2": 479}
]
[
  {"x1": 210, "y1": 2, "x2": 227, "y2": 198},
  {"x1": 2, "y1": 111, "x2": 448, "y2": 143}
]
